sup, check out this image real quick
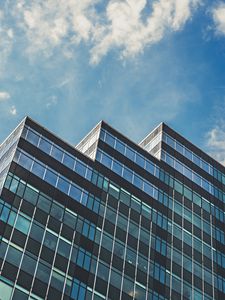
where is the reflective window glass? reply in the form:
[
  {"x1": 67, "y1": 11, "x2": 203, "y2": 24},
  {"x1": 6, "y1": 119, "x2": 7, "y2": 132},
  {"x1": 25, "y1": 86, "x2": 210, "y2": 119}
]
[
  {"x1": 57, "y1": 239, "x2": 71, "y2": 257},
  {"x1": 75, "y1": 161, "x2": 86, "y2": 177},
  {"x1": 69, "y1": 185, "x2": 82, "y2": 202},
  {"x1": 39, "y1": 138, "x2": 52, "y2": 154},
  {"x1": 115, "y1": 140, "x2": 125, "y2": 154},
  {"x1": 24, "y1": 185, "x2": 38, "y2": 205},
  {"x1": 31, "y1": 161, "x2": 45, "y2": 178},
  {"x1": 30, "y1": 223, "x2": 44, "y2": 242},
  {"x1": 44, "y1": 232, "x2": 58, "y2": 250},
  {"x1": 51, "y1": 271, "x2": 65, "y2": 291},
  {"x1": 57, "y1": 177, "x2": 70, "y2": 194},
  {"x1": 27, "y1": 130, "x2": 40, "y2": 146},
  {"x1": 36, "y1": 262, "x2": 51, "y2": 283},
  {"x1": 21, "y1": 254, "x2": 37, "y2": 275},
  {"x1": 37, "y1": 194, "x2": 51, "y2": 213},
  {"x1": 6, "y1": 246, "x2": 22, "y2": 267},
  {"x1": 105, "y1": 133, "x2": 115, "y2": 147},
  {"x1": 51, "y1": 145, "x2": 63, "y2": 162},
  {"x1": 44, "y1": 169, "x2": 58, "y2": 186},
  {"x1": 123, "y1": 168, "x2": 133, "y2": 182},
  {"x1": 15, "y1": 215, "x2": 30, "y2": 234},
  {"x1": 112, "y1": 160, "x2": 123, "y2": 176},
  {"x1": 63, "y1": 153, "x2": 74, "y2": 169},
  {"x1": 50, "y1": 202, "x2": 64, "y2": 221},
  {"x1": 126, "y1": 147, "x2": 135, "y2": 161},
  {"x1": 19, "y1": 153, "x2": 33, "y2": 170}
]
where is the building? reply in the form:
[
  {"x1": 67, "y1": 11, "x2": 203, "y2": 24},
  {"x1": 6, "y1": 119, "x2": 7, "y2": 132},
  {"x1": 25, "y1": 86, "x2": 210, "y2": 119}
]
[{"x1": 0, "y1": 116, "x2": 224, "y2": 300}]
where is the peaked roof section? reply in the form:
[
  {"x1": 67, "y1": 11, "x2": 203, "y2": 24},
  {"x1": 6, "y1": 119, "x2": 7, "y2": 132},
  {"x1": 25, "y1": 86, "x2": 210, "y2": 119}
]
[{"x1": 16, "y1": 116, "x2": 225, "y2": 173}]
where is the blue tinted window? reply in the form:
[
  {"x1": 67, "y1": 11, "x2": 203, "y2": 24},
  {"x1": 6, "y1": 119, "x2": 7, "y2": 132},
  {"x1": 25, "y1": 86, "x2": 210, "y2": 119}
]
[
  {"x1": 58, "y1": 239, "x2": 71, "y2": 257},
  {"x1": 136, "y1": 154, "x2": 145, "y2": 168},
  {"x1": 133, "y1": 174, "x2": 143, "y2": 189},
  {"x1": 57, "y1": 177, "x2": 70, "y2": 194},
  {"x1": 44, "y1": 169, "x2": 58, "y2": 186},
  {"x1": 30, "y1": 223, "x2": 44, "y2": 242},
  {"x1": 77, "y1": 250, "x2": 84, "y2": 266},
  {"x1": 184, "y1": 148, "x2": 192, "y2": 160},
  {"x1": 101, "y1": 153, "x2": 112, "y2": 168},
  {"x1": 37, "y1": 194, "x2": 51, "y2": 213},
  {"x1": 63, "y1": 153, "x2": 74, "y2": 169},
  {"x1": 27, "y1": 130, "x2": 39, "y2": 146},
  {"x1": 112, "y1": 160, "x2": 122, "y2": 176},
  {"x1": 64, "y1": 211, "x2": 77, "y2": 229},
  {"x1": 31, "y1": 161, "x2": 45, "y2": 178},
  {"x1": 24, "y1": 185, "x2": 38, "y2": 205},
  {"x1": 105, "y1": 132, "x2": 115, "y2": 147},
  {"x1": 82, "y1": 222, "x2": 89, "y2": 237},
  {"x1": 123, "y1": 168, "x2": 133, "y2": 182},
  {"x1": 36, "y1": 262, "x2": 51, "y2": 283},
  {"x1": 83, "y1": 254, "x2": 91, "y2": 270},
  {"x1": 44, "y1": 232, "x2": 57, "y2": 250},
  {"x1": 39, "y1": 138, "x2": 52, "y2": 154},
  {"x1": 126, "y1": 147, "x2": 135, "y2": 161},
  {"x1": 50, "y1": 203, "x2": 64, "y2": 221},
  {"x1": 70, "y1": 185, "x2": 82, "y2": 202},
  {"x1": 15, "y1": 215, "x2": 30, "y2": 234},
  {"x1": 6, "y1": 246, "x2": 22, "y2": 267},
  {"x1": 75, "y1": 161, "x2": 86, "y2": 177},
  {"x1": 115, "y1": 140, "x2": 125, "y2": 154},
  {"x1": 19, "y1": 153, "x2": 33, "y2": 170},
  {"x1": 51, "y1": 145, "x2": 63, "y2": 162},
  {"x1": 21, "y1": 254, "x2": 37, "y2": 274}
]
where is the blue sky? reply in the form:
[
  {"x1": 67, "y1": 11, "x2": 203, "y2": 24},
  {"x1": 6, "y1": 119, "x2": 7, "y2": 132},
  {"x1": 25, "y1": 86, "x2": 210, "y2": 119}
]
[{"x1": 1, "y1": 0, "x2": 225, "y2": 163}]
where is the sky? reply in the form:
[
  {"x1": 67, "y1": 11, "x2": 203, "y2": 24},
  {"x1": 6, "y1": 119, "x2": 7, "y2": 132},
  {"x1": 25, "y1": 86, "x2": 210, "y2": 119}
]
[{"x1": 1, "y1": 0, "x2": 225, "y2": 164}]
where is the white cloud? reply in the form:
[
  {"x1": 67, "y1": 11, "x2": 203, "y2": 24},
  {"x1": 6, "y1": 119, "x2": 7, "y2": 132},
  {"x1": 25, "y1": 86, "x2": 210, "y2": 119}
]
[
  {"x1": 0, "y1": 10, "x2": 14, "y2": 75},
  {"x1": 206, "y1": 123, "x2": 225, "y2": 165},
  {"x1": 212, "y1": 2, "x2": 225, "y2": 35},
  {"x1": 9, "y1": 0, "x2": 201, "y2": 63},
  {"x1": 14, "y1": 0, "x2": 98, "y2": 57},
  {"x1": 90, "y1": 0, "x2": 202, "y2": 63},
  {"x1": 0, "y1": 91, "x2": 10, "y2": 101},
  {"x1": 9, "y1": 105, "x2": 17, "y2": 116},
  {"x1": 46, "y1": 95, "x2": 58, "y2": 109}
]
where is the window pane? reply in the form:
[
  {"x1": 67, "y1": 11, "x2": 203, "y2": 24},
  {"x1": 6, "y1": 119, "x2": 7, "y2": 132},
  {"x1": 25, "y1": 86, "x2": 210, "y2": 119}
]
[
  {"x1": 44, "y1": 169, "x2": 58, "y2": 186},
  {"x1": 15, "y1": 215, "x2": 30, "y2": 234},
  {"x1": 51, "y1": 145, "x2": 63, "y2": 162},
  {"x1": 39, "y1": 138, "x2": 52, "y2": 154},
  {"x1": 63, "y1": 153, "x2": 74, "y2": 169},
  {"x1": 27, "y1": 130, "x2": 39, "y2": 146}
]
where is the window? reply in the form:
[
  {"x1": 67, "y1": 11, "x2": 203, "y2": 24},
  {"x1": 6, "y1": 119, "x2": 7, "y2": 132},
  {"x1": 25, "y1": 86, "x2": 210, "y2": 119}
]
[
  {"x1": 63, "y1": 153, "x2": 74, "y2": 169},
  {"x1": 39, "y1": 138, "x2": 52, "y2": 154},
  {"x1": 15, "y1": 215, "x2": 30, "y2": 234},
  {"x1": 44, "y1": 169, "x2": 58, "y2": 186},
  {"x1": 44, "y1": 231, "x2": 58, "y2": 250},
  {"x1": 51, "y1": 145, "x2": 63, "y2": 162},
  {"x1": 27, "y1": 130, "x2": 39, "y2": 146},
  {"x1": 32, "y1": 161, "x2": 45, "y2": 178},
  {"x1": 57, "y1": 239, "x2": 71, "y2": 257}
]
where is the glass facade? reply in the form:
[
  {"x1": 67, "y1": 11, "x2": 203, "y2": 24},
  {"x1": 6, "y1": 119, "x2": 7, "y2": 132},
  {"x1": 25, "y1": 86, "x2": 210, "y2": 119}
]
[{"x1": 0, "y1": 117, "x2": 224, "y2": 299}]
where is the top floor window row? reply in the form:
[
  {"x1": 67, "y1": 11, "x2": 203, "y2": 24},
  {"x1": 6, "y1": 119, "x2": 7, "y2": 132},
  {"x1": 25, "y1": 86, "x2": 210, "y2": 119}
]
[
  {"x1": 21, "y1": 126, "x2": 94, "y2": 177},
  {"x1": 99, "y1": 129, "x2": 225, "y2": 206},
  {"x1": 162, "y1": 132, "x2": 225, "y2": 185}
]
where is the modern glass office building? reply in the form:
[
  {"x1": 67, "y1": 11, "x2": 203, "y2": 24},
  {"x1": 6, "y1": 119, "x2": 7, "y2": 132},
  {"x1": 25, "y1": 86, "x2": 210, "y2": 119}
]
[{"x1": 0, "y1": 117, "x2": 225, "y2": 300}]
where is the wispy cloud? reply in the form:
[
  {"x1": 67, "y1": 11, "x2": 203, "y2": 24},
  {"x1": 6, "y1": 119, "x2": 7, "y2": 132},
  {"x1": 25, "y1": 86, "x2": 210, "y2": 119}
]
[
  {"x1": 206, "y1": 120, "x2": 225, "y2": 165},
  {"x1": 46, "y1": 95, "x2": 58, "y2": 109},
  {"x1": 212, "y1": 2, "x2": 225, "y2": 35},
  {"x1": 0, "y1": 91, "x2": 10, "y2": 101},
  {"x1": 9, "y1": 105, "x2": 17, "y2": 116},
  {"x1": 5, "y1": 0, "x2": 202, "y2": 64},
  {"x1": 90, "y1": 0, "x2": 202, "y2": 64},
  {"x1": 0, "y1": 10, "x2": 14, "y2": 75}
]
